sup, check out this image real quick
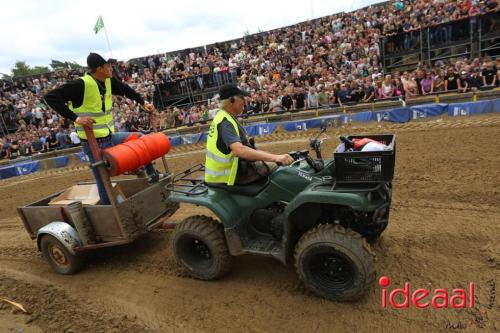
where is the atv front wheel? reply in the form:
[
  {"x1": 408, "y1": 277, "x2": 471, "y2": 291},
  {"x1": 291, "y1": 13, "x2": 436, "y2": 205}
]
[
  {"x1": 172, "y1": 215, "x2": 230, "y2": 280},
  {"x1": 294, "y1": 224, "x2": 375, "y2": 301}
]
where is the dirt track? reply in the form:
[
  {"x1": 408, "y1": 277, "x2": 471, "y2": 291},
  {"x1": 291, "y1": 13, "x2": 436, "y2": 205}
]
[{"x1": 0, "y1": 114, "x2": 499, "y2": 333}]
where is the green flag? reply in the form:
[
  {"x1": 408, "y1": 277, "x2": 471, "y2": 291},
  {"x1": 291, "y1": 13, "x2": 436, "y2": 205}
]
[{"x1": 94, "y1": 15, "x2": 104, "y2": 34}]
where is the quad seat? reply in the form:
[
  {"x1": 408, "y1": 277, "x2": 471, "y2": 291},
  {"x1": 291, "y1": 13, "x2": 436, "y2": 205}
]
[{"x1": 205, "y1": 177, "x2": 269, "y2": 196}]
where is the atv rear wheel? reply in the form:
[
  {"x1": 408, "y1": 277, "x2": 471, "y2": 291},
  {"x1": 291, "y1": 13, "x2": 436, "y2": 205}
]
[
  {"x1": 294, "y1": 224, "x2": 375, "y2": 301},
  {"x1": 172, "y1": 215, "x2": 230, "y2": 280}
]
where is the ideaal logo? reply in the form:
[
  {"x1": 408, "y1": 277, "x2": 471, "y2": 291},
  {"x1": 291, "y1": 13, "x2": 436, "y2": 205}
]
[{"x1": 379, "y1": 276, "x2": 474, "y2": 309}]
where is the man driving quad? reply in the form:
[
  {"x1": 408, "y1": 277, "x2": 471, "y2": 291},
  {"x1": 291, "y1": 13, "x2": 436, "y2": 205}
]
[{"x1": 205, "y1": 84, "x2": 294, "y2": 185}]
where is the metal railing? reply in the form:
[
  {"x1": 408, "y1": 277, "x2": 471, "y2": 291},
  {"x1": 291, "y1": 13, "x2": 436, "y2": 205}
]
[
  {"x1": 1, "y1": 87, "x2": 498, "y2": 166},
  {"x1": 162, "y1": 87, "x2": 500, "y2": 133},
  {"x1": 382, "y1": 11, "x2": 500, "y2": 73}
]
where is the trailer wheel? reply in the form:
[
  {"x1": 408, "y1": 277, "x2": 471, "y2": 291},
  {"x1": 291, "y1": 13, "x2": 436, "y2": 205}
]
[
  {"x1": 40, "y1": 235, "x2": 83, "y2": 275},
  {"x1": 172, "y1": 215, "x2": 230, "y2": 280}
]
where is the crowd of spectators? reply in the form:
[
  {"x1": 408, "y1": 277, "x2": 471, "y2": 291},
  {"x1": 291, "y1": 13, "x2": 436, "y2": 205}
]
[{"x1": 1, "y1": 0, "x2": 499, "y2": 160}]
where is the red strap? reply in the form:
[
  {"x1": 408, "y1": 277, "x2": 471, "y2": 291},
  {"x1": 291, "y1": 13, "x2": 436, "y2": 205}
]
[
  {"x1": 124, "y1": 133, "x2": 140, "y2": 143},
  {"x1": 352, "y1": 138, "x2": 382, "y2": 149}
]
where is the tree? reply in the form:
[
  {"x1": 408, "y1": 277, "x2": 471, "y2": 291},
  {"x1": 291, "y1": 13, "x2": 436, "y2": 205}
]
[
  {"x1": 50, "y1": 60, "x2": 67, "y2": 70},
  {"x1": 50, "y1": 60, "x2": 83, "y2": 71},
  {"x1": 32, "y1": 66, "x2": 51, "y2": 75},
  {"x1": 67, "y1": 61, "x2": 83, "y2": 70},
  {"x1": 11, "y1": 61, "x2": 31, "y2": 77},
  {"x1": 0, "y1": 73, "x2": 13, "y2": 82},
  {"x1": 11, "y1": 61, "x2": 49, "y2": 77}
]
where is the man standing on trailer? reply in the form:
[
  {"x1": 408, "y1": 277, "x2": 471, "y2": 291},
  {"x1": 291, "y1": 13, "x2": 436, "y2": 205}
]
[{"x1": 45, "y1": 53, "x2": 161, "y2": 204}]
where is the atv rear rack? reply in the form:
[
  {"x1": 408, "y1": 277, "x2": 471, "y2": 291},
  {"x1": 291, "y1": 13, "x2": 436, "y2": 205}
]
[
  {"x1": 312, "y1": 181, "x2": 388, "y2": 192},
  {"x1": 334, "y1": 134, "x2": 396, "y2": 183},
  {"x1": 166, "y1": 164, "x2": 208, "y2": 196},
  {"x1": 311, "y1": 181, "x2": 391, "y2": 202}
]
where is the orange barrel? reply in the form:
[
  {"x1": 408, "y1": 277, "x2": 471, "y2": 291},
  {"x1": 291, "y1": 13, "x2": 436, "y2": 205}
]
[
  {"x1": 140, "y1": 132, "x2": 171, "y2": 158},
  {"x1": 102, "y1": 133, "x2": 171, "y2": 176},
  {"x1": 124, "y1": 132, "x2": 140, "y2": 143}
]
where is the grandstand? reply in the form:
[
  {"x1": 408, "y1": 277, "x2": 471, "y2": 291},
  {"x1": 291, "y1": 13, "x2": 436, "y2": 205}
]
[{"x1": 1, "y1": 0, "x2": 499, "y2": 164}]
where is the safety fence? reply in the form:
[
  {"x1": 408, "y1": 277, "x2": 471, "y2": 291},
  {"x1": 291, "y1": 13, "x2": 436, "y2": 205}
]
[
  {"x1": 1, "y1": 98, "x2": 499, "y2": 180},
  {"x1": 0, "y1": 152, "x2": 88, "y2": 179},
  {"x1": 167, "y1": 98, "x2": 500, "y2": 145}
]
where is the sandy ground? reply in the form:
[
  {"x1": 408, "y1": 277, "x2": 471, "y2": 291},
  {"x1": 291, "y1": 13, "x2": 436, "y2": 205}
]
[{"x1": 0, "y1": 114, "x2": 499, "y2": 333}]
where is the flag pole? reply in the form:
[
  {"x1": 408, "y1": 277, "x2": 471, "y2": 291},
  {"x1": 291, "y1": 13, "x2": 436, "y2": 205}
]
[
  {"x1": 101, "y1": 15, "x2": 113, "y2": 58},
  {"x1": 103, "y1": 28, "x2": 113, "y2": 58}
]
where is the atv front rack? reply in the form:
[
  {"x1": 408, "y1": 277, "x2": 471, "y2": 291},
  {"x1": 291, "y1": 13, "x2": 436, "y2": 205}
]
[{"x1": 166, "y1": 164, "x2": 208, "y2": 196}]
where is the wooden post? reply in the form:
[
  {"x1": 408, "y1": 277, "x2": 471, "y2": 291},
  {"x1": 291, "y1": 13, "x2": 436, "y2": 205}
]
[
  {"x1": 83, "y1": 126, "x2": 128, "y2": 240},
  {"x1": 66, "y1": 201, "x2": 96, "y2": 245}
]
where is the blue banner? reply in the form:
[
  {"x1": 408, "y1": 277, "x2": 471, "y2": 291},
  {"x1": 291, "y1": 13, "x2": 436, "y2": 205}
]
[
  {"x1": 168, "y1": 136, "x2": 183, "y2": 146},
  {"x1": 53, "y1": 155, "x2": 69, "y2": 168},
  {"x1": 1, "y1": 99, "x2": 499, "y2": 181},
  {"x1": 448, "y1": 100, "x2": 492, "y2": 117},
  {"x1": 74, "y1": 151, "x2": 89, "y2": 162},
  {"x1": 410, "y1": 103, "x2": 448, "y2": 119},
  {"x1": 316, "y1": 115, "x2": 342, "y2": 128},
  {"x1": 283, "y1": 115, "x2": 344, "y2": 130},
  {"x1": 15, "y1": 161, "x2": 40, "y2": 176},
  {"x1": 0, "y1": 165, "x2": 18, "y2": 179},
  {"x1": 244, "y1": 123, "x2": 278, "y2": 136},
  {"x1": 282, "y1": 120, "x2": 309, "y2": 132},
  {"x1": 373, "y1": 107, "x2": 411, "y2": 123},
  {"x1": 181, "y1": 133, "x2": 205, "y2": 145},
  {"x1": 305, "y1": 117, "x2": 329, "y2": 128},
  {"x1": 492, "y1": 99, "x2": 500, "y2": 112},
  {"x1": 350, "y1": 111, "x2": 374, "y2": 123},
  {"x1": 199, "y1": 132, "x2": 208, "y2": 142}
]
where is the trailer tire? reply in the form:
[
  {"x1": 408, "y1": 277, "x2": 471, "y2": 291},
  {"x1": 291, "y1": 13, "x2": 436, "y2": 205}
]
[{"x1": 40, "y1": 234, "x2": 83, "y2": 275}]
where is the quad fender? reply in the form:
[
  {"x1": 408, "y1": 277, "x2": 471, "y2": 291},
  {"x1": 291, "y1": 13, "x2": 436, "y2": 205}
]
[
  {"x1": 170, "y1": 190, "x2": 251, "y2": 256},
  {"x1": 37, "y1": 222, "x2": 83, "y2": 255},
  {"x1": 284, "y1": 184, "x2": 371, "y2": 218},
  {"x1": 169, "y1": 191, "x2": 242, "y2": 228}
]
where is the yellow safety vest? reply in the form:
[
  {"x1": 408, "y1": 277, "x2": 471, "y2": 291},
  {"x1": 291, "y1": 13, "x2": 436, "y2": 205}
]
[
  {"x1": 205, "y1": 109, "x2": 241, "y2": 185},
  {"x1": 69, "y1": 74, "x2": 114, "y2": 139}
]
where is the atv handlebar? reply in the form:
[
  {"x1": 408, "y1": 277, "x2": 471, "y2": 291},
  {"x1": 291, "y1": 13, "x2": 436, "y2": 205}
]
[
  {"x1": 283, "y1": 126, "x2": 328, "y2": 172},
  {"x1": 339, "y1": 136, "x2": 354, "y2": 150},
  {"x1": 287, "y1": 149, "x2": 324, "y2": 172}
]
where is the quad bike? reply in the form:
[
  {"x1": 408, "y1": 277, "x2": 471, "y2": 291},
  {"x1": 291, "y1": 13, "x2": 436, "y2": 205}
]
[{"x1": 168, "y1": 124, "x2": 396, "y2": 301}]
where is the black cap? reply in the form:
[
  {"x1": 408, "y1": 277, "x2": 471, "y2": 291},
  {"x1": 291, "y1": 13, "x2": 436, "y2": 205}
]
[
  {"x1": 219, "y1": 84, "x2": 250, "y2": 100},
  {"x1": 87, "y1": 53, "x2": 108, "y2": 70}
]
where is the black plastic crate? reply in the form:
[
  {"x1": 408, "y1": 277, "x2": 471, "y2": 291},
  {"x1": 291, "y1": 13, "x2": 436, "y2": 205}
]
[{"x1": 334, "y1": 134, "x2": 396, "y2": 183}]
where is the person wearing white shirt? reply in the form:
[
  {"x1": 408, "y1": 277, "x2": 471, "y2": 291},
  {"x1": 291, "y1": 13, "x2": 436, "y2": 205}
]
[{"x1": 69, "y1": 128, "x2": 81, "y2": 146}]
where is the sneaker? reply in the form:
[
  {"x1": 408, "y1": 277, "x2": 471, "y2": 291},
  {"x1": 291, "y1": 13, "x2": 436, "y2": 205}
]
[
  {"x1": 149, "y1": 171, "x2": 169, "y2": 184},
  {"x1": 149, "y1": 172, "x2": 160, "y2": 183}
]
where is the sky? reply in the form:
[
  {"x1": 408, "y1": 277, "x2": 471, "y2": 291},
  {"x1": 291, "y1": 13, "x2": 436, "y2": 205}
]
[{"x1": 0, "y1": 0, "x2": 380, "y2": 75}]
